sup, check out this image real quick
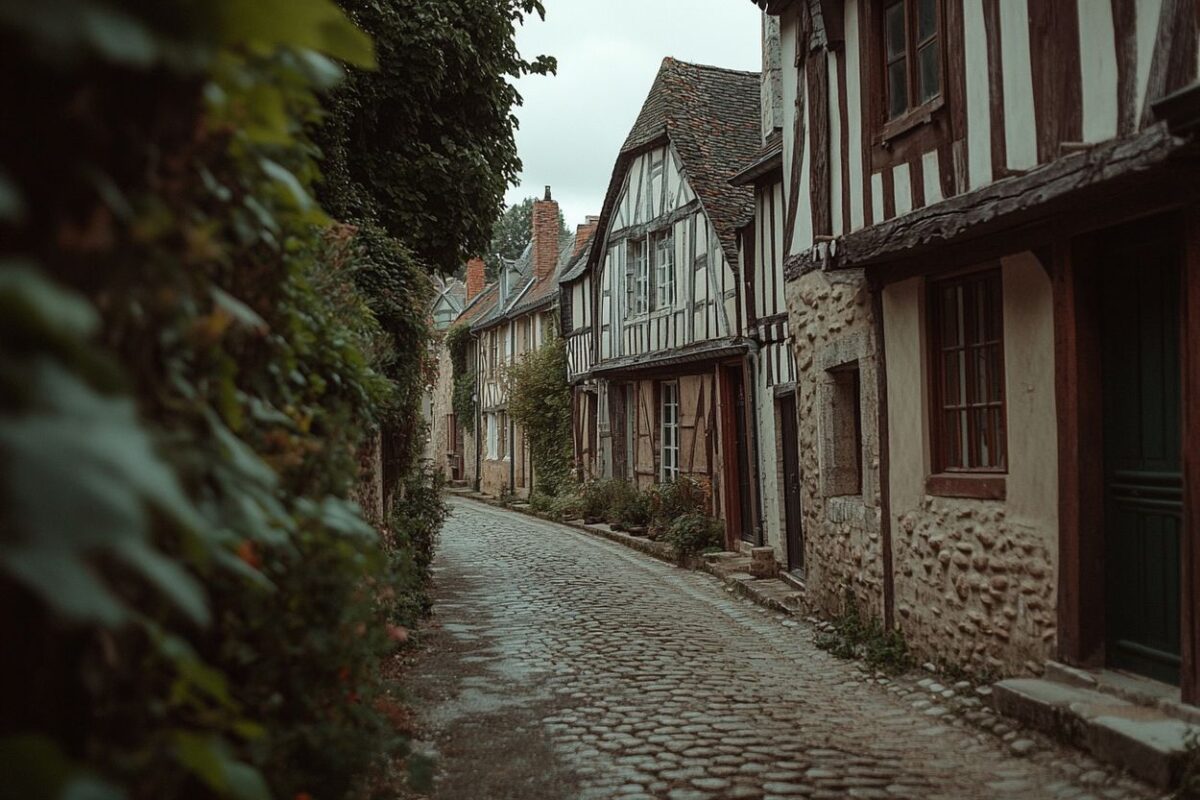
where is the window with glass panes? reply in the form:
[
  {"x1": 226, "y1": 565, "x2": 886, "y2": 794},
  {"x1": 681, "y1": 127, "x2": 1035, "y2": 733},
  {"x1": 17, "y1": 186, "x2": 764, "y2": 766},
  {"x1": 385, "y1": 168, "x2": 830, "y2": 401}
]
[
  {"x1": 654, "y1": 230, "x2": 675, "y2": 308},
  {"x1": 627, "y1": 238, "x2": 650, "y2": 316},
  {"x1": 929, "y1": 269, "x2": 1007, "y2": 472},
  {"x1": 883, "y1": 0, "x2": 941, "y2": 120},
  {"x1": 661, "y1": 382, "x2": 680, "y2": 480}
]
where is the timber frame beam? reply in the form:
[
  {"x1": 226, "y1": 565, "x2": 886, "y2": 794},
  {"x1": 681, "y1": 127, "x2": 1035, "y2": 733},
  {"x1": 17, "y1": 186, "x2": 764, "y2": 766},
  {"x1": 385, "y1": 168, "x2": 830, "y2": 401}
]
[{"x1": 783, "y1": 125, "x2": 1194, "y2": 280}]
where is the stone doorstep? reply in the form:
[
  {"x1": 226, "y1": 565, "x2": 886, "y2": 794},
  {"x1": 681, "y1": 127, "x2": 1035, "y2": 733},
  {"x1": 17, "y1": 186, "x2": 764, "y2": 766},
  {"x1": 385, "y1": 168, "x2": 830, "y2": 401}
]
[
  {"x1": 451, "y1": 493, "x2": 805, "y2": 618},
  {"x1": 1045, "y1": 661, "x2": 1200, "y2": 726},
  {"x1": 992, "y1": 674, "x2": 1200, "y2": 787}
]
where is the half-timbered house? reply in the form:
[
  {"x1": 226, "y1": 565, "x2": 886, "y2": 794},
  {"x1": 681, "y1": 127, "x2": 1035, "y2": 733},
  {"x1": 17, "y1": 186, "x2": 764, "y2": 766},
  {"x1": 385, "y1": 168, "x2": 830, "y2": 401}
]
[
  {"x1": 731, "y1": 14, "x2": 803, "y2": 572},
  {"x1": 430, "y1": 258, "x2": 491, "y2": 486},
  {"x1": 755, "y1": 0, "x2": 1200, "y2": 711},
  {"x1": 471, "y1": 189, "x2": 594, "y2": 499},
  {"x1": 572, "y1": 57, "x2": 764, "y2": 548}
]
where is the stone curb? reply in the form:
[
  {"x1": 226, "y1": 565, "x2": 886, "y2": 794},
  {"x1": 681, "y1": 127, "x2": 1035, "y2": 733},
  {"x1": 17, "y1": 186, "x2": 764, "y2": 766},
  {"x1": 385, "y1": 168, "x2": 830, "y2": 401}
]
[{"x1": 446, "y1": 490, "x2": 797, "y2": 616}]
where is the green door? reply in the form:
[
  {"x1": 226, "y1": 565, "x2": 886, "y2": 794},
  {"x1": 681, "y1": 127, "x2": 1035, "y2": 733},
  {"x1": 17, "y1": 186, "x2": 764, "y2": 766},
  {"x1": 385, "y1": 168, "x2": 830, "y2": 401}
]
[{"x1": 1101, "y1": 220, "x2": 1183, "y2": 685}]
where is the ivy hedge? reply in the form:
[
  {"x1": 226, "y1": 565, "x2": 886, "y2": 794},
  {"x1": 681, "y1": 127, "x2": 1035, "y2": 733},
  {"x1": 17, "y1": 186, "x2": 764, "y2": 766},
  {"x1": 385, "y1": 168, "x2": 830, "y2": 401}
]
[
  {"x1": 446, "y1": 321, "x2": 477, "y2": 437},
  {"x1": 0, "y1": 0, "x2": 509, "y2": 798}
]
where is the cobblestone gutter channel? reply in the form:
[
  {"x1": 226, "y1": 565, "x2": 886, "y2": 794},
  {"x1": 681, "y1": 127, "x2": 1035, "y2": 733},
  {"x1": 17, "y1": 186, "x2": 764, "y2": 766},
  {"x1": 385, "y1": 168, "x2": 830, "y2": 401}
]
[{"x1": 404, "y1": 496, "x2": 1158, "y2": 800}]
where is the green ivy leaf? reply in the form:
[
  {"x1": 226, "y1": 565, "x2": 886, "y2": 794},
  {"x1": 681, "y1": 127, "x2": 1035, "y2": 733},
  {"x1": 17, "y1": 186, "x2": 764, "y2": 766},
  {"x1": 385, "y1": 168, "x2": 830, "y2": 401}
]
[{"x1": 0, "y1": 362, "x2": 209, "y2": 626}]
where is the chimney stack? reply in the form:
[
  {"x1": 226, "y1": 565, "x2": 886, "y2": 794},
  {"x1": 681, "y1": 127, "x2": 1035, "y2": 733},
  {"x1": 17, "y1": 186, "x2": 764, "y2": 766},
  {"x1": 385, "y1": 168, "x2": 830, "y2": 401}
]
[
  {"x1": 532, "y1": 187, "x2": 561, "y2": 283},
  {"x1": 573, "y1": 215, "x2": 601, "y2": 257},
  {"x1": 465, "y1": 257, "x2": 486, "y2": 303}
]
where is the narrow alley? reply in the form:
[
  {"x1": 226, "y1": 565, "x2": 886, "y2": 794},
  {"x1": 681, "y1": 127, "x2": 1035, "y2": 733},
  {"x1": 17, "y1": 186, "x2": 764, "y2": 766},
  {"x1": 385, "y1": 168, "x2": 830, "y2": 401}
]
[{"x1": 403, "y1": 499, "x2": 1158, "y2": 800}]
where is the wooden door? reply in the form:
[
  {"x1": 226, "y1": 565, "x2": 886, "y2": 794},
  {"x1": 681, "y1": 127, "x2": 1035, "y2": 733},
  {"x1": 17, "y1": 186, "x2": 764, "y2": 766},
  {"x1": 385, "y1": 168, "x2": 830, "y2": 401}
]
[
  {"x1": 778, "y1": 393, "x2": 804, "y2": 573},
  {"x1": 722, "y1": 365, "x2": 757, "y2": 545},
  {"x1": 610, "y1": 384, "x2": 628, "y2": 480},
  {"x1": 1101, "y1": 222, "x2": 1183, "y2": 684}
]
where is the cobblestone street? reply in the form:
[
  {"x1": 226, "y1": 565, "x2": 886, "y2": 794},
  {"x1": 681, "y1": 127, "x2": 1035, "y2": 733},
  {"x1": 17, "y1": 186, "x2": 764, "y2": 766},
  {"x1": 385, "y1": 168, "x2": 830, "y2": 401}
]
[{"x1": 404, "y1": 498, "x2": 1161, "y2": 800}]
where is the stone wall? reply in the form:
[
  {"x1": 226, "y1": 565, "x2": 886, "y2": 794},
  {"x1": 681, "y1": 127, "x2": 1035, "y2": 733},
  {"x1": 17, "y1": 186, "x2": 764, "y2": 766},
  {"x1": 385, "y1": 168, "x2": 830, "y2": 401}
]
[
  {"x1": 893, "y1": 498, "x2": 1056, "y2": 677},
  {"x1": 784, "y1": 268, "x2": 885, "y2": 621},
  {"x1": 427, "y1": 342, "x2": 454, "y2": 476}
]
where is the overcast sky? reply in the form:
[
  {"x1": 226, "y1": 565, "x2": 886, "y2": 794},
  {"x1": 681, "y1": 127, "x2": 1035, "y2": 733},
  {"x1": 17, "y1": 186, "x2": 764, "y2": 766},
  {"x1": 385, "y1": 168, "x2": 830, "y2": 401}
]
[{"x1": 504, "y1": 0, "x2": 764, "y2": 228}]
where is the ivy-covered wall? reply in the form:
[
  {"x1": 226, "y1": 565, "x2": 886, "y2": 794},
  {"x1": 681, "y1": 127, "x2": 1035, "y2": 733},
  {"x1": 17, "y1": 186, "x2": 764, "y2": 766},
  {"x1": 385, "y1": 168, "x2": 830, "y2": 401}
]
[{"x1": 0, "y1": 0, "x2": 545, "y2": 797}]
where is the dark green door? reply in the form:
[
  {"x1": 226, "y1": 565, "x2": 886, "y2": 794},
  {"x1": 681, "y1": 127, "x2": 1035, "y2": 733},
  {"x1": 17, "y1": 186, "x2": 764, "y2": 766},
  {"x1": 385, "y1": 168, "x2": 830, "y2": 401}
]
[{"x1": 1101, "y1": 220, "x2": 1183, "y2": 685}]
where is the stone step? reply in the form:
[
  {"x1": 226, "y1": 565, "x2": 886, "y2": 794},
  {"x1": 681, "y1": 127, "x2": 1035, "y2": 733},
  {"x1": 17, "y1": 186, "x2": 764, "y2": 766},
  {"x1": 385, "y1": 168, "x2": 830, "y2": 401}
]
[{"x1": 992, "y1": 675, "x2": 1199, "y2": 787}]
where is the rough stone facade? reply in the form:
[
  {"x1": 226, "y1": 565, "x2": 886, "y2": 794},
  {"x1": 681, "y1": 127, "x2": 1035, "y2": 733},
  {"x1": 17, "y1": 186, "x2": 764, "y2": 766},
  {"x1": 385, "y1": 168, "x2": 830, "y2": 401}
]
[
  {"x1": 427, "y1": 341, "x2": 454, "y2": 476},
  {"x1": 784, "y1": 268, "x2": 885, "y2": 621},
  {"x1": 894, "y1": 497, "x2": 1057, "y2": 678}
]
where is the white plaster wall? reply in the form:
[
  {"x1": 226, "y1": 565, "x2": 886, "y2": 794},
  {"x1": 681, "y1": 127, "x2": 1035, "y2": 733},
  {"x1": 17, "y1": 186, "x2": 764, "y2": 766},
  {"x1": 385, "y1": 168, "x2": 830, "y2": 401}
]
[{"x1": 1000, "y1": 253, "x2": 1059, "y2": 542}]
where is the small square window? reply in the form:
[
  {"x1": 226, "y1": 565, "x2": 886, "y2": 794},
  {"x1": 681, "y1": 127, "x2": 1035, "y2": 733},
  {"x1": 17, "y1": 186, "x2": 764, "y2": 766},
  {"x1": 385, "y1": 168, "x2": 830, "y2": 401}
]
[{"x1": 822, "y1": 364, "x2": 864, "y2": 497}]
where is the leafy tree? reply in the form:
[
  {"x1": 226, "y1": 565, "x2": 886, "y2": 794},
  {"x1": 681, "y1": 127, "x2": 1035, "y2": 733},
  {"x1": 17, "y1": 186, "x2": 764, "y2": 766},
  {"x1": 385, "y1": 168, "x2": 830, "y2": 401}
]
[
  {"x1": 320, "y1": 0, "x2": 557, "y2": 275},
  {"x1": 485, "y1": 196, "x2": 568, "y2": 278}
]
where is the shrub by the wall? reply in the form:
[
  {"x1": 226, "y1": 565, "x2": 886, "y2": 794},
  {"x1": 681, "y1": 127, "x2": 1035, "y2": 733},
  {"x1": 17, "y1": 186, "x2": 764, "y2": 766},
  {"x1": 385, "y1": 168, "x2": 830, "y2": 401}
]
[{"x1": 663, "y1": 513, "x2": 725, "y2": 561}]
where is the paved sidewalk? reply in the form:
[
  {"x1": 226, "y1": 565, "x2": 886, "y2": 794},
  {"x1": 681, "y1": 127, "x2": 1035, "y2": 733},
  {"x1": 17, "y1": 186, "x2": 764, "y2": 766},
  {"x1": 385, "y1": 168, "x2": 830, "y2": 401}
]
[{"x1": 404, "y1": 498, "x2": 1160, "y2": 800}]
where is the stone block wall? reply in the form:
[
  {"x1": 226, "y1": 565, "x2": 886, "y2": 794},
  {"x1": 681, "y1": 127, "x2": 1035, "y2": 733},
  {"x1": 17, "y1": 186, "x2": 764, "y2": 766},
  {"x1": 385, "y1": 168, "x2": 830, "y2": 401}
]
[
  {"x1": 894, "y1": 498, "x2": 1056, "y2": 677},
  {"x1": 784, "y1": 268, "x2": 885, "y2": 621}
]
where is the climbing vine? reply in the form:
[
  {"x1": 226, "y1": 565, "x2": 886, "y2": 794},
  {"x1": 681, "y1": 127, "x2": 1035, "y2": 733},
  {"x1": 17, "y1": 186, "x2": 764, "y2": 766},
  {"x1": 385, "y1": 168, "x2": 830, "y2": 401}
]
[
  {"x1": 506, "y1": 330, "x2": 573, "y2": 496},
  {"x1": 446, "y1": 321, "x2": 477, "y2": 436}
]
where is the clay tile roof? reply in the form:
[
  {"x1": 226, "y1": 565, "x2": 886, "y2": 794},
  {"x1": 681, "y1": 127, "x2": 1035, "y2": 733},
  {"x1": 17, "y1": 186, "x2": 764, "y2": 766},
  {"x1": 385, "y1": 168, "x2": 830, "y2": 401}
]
[
  {"x1": 456, "y1": 282, "x2": 498, "y2": 327},
  {"x1": 592, "y1": 58, "x2": 761, "y2": 272}
]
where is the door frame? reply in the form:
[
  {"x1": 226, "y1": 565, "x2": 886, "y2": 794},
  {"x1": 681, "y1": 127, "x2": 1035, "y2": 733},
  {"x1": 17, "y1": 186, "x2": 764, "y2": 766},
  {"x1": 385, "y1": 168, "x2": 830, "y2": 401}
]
[
  {"x1": 1054, "y1": 209, "x2": 1200, "y2": 703},
  {"x1": 777, "y1": 389, "x2": 805, "y2": 573},
  {"x1": 718, "y1": 361, "x2": 755, "y2": 549}
]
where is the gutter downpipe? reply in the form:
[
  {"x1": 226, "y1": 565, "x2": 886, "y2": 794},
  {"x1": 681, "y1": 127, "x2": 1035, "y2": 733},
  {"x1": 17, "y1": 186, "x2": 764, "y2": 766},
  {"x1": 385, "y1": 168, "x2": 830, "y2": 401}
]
[
  {"x1": 869, "y1": 277, "x2": 896, "y2": 631},
  {"x1": 473, "y1": 332, "x2": 482, "y2": 492},
  {"x1": 745, "y1": 337, "x2": 766, "y2": 546}
]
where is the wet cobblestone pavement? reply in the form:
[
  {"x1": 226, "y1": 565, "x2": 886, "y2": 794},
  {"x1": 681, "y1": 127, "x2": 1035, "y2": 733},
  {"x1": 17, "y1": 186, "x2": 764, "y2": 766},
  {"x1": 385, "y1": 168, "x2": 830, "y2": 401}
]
[{"x1": 405, "y1": 498, "x2": 1161, "y2": 800}]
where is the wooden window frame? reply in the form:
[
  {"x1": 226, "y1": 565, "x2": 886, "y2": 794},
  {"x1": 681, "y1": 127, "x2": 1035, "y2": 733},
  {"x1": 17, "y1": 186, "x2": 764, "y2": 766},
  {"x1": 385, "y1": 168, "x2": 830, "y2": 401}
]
[
  {"x1": 626, "y1": 237, "x2": 650, "y2": 318},
  {"x1": 926, "y1": 267, "x2": 1008, "y2": 500},
  {"x1": 866, "y1": 0, "x2": 952, "y2": 169},
  {"x1": 653, "y1": 228, "x2": 675, "y2": 310},
  {"x1": 661, "y1": 381, "x2": 680, "y2": 481}
]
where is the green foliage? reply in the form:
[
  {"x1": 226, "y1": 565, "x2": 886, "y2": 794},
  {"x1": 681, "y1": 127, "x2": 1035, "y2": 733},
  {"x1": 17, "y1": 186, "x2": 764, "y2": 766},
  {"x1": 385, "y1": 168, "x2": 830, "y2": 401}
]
[
  {"x1": 577, "y1": 479, "x2": 619, "y2": 521},
  {"x1": 814, "y1": 590, "x2": 914, "y2": 675},
  {"x1": 506, "y1": 332, "x2": 573, "y2": 496},
  {"x1": 0, "y1": 2, "x2": 454, "y2": 799},
  {"x1": 615, "y1": 486, "x2": 653, "y2": 530},
  {"x1": 319, "y1": 0, "x2": 557, "y2": 273},
  {"x1": 648, "y1": 476, "x2": 712, "y2": 535},
  {"x1": 383, "y1": 466, "x2": 448, "y2": 627},
  {"x1": 446, "y1": 322, "x2": 476, "y2": 436},
  {"x1": 662, "y1": 513, "x2": 724, "y2": 561},
  {"x1": 485, "y1": 196, "x2": 568, "y2": 278}
]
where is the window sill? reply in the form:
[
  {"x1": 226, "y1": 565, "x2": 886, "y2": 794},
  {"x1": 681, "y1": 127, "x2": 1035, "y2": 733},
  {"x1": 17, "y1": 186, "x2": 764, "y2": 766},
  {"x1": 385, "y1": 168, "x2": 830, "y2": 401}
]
[
  {"x1": 925, "y1": 473, "x2": 1006, "y2": 501},
  {"x1": 879, "y1": 95, "x2": 944, "y2": 143}
]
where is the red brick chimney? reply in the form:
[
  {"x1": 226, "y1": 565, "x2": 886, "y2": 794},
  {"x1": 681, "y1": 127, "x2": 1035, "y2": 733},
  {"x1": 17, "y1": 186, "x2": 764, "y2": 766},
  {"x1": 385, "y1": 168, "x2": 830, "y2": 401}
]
[
  {"x1": 532, "y1": 186, "x2": 561, "y2": 283},
  {"x1": 465, "y1": 257, "x2": 486, "y2": 303},
  {"x1": 573, "y1": 215, "x2": 601, "y2": 257}
]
